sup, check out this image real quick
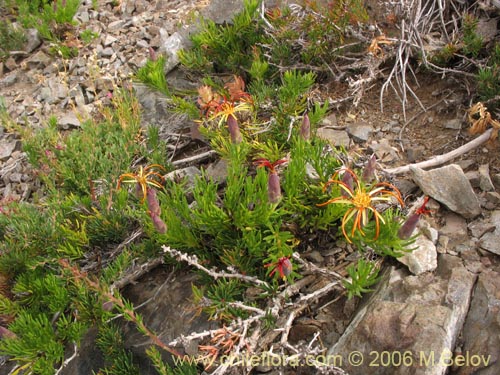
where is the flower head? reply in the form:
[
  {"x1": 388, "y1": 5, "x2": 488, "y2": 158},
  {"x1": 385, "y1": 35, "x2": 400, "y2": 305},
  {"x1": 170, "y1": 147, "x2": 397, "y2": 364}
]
[
  {"x1": 117, "y1": 164, "x2": 166, "y2": 202},
  {"x1": 253, "y1": 158, "x2": 287, "y2": 173},
  {"x1": 265, "y1": 257, "x2": 293, "y2": 280},
  {"x1": 318, "y1": 169, "x2": 404, "y2": 243}
]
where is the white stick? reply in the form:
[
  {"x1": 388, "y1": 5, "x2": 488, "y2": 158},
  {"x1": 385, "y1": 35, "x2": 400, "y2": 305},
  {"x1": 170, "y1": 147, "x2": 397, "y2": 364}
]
[{"x1": 383, "y1": 128, "x2": 493, "y2": 175}]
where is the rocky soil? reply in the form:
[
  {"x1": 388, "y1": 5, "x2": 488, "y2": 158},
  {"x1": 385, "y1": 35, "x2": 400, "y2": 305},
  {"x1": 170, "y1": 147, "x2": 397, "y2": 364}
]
[{"x1": 1, "y1": 0, "x2": 500, "y2": 374}]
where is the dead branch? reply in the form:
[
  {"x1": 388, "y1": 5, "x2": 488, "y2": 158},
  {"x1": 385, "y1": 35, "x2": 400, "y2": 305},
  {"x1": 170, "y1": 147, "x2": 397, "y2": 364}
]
[
  {"x1": 383, "y1": 128, "x2": 493, "y2": 175},
  {"x1": 162, "y1": 246, "x2": 270, "y2": 287},
  {"x1": 171, "y1": 150, "x2": 217, "y2": 166}
]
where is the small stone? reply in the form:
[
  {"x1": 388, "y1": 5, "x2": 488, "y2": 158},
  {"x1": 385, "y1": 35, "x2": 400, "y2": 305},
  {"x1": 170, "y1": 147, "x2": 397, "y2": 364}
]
[
  {"x1": 9, "y1": 173, "x2": 22, "y2": 183},
  {"x1": 0, "y1": 140, "x2": 20, "y2": 161},
  {"x1": 205, "y1": 159, "x2": 228, "y2": 184},
  {"x1": 108, "y1": 20, "x2": 128, "y2": 31},
  {"x1": 316, "y1": 128, "x2": 350, "y2": 148},
  {"x1": 77, "y1": 11, "x2": 90, "y2": 23},
  {"x1": 158, "y1": 31, "x2": 186, "y2": 73},
  {"x1": 406, "y1": 147, "x2": 424, "y2": 163},
  {"x1": 368, "y1": 138, "x2": 399, "y2": 163},
  {"x1": 398, "y1": 232, "x2": 437, "y2": 274},
  {"x1": 468, "y1": 220, "x2": 496, "y2": 239},
  {"x1": 4, "y1": 56, "x2": 17, "y2": 71},
  {"x1": 103, "y1": 35, "x2": 118, "y2": 46},
  {"x1": 394, "y1": 179, "x2": 418, "y2": 196},
  {"x1": 493, "y1": 173, "x2": 500, "y2": 187},
  {"x1": 321, "y1": 112, "x2": 338, "y2": 127},
  {"x1": 479, "y1": 232, "x2": 500, "y2": 256},
  {"x1": 455, "y1": 159, "x2": 475, "y2": 171},
  {"x1": 165, "y1": 166, "x2": 201, "y2": 190},
  {"x1": 304, "y1": 250, "x2": 324, "y2": 264},
  {"x1": 58, "y1": 113, "x2": 81, "y2": 129},
  {"x1": 465, "y1": 170, "x2": 480, "y2": 188},
  {"x1": 347, "y1": 121, "x2": 373, "y2": 143},
  {"x1": 100, "y1": 47, "x2": 114, "y2": 58},
  {"x1": 418, "y1": 220, "x2": 439, "y2": 244},
  {"x1": 136, "y1": 39, "x2": 149, "y2": 49},
  {"x1": 478, "y1": 164, "x2": 495, "y2": 192},
  {"x1": 443, "y1": 118, "x2": 462, "y2": 130},
  {"x1": 0, "y1": 72, "x2": 18, "y2": 87},
  {"x1": 27, "y1": 50, "x2": 51, "y2": 69},
  {"x1": 23, "y1": 28, "x2": 42, "y2": 53},
  {"x1": 485, "y1": 191, "x2": 500, "y2": 205}
]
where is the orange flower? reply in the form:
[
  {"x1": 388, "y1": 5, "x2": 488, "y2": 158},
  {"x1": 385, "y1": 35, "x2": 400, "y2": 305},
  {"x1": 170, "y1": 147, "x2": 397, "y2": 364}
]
[
  {"x1": 117, "y1": 164, "x2": 166, "y2": 202},
  {"x1": 318, "y1": 169, "x2": 404, "y2": 243}
]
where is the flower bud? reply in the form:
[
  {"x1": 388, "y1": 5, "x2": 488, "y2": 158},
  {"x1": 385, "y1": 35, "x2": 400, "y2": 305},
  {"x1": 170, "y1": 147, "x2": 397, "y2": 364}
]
[
  {"x1": 281, "y1": 257, "x2": 293, "y2": 277},
  {"x1": 227, "y1": 114, "x2": 242, "y2": 144},
  {"x1": 398, "y1": 213, "x2": 420, "y2": 239},
  {"x1": 151, "y1": 214, "x2": 167, "y2": 234},
  {"x1": 268, "y1": 172, "x2": 282, "y2": 203},
  {"x1": 102, "y1": 300, "x2": 114, "y2": 312},
  {"x1": 341, "y1": 171, "x2": 354, "y2": 197},
  {"x1": 0, "y1": 326, "x2": 16, "y2": 339},
  {"x1": 362, "y1": 154, "x2": 377, "y2": 183},
  {"x1": 300, "y1": 113, "x2": 311, "y2": 141},
  {"x1": 146, "y1": 188, "x2": 161, "y2": 217},
  {"x1": 148, "y1": 47, "x2": 157, "y2": 61}
]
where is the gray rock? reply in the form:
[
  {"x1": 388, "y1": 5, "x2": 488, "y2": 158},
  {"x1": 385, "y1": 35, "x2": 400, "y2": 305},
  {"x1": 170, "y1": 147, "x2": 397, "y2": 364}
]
[
  {"x1": 410, "y1": 165, "x2": 481, "y2": 219},
  {"x1": 439, "y1": 213, "x2": 468, "y2": 250},
  {"x1": 4, "y1": 56, "x2": 17, "y2": 71},
  {"x1": 58, "y1": 113, "x2": 81, "y2": 129},
  {"x1": 476, "y1": 17, "x2": 498, "y2": 42},
  {"x1": 103, "y1": 34, "x2": 118, "y2": 46},
  {"x1": 478, "y1": 210, "x2": 500, "y2": 255},
  {"x1": 205, "y1": 159, "x2": 228, "y2": 184},
  {"x1": 100, "y1": 47, "x2": 114, "y2": 58},
  {"x1": 465, "y1": 170, "x2": 480, "y2": 188},
  {"x1": 478, "y1": 164, "x2": 495, "y2": 192},
  {"x1": 0, "y1": 72, "x2": 18, "y2": 87},
  {"x1": 443, "y1": 118, "x2": 462, "y2": 130},
  {"x1": 406, "y1": 146, "x2": 424, "y2": 163},
  {"x1": 328, "y1": 255, "x2": 476, "y2": 375},
  {"x1": 316, "y1": 128, "x2": 350, "y2": 148},
  {"x1": 398, "y1": 232, "x2": 437, "y2": 275},
  {"x1": 23, "y1": 28, "x2": 42, "y2": 53},
  {"x1": 165, "y1": 166, "x2": 201, "y2": 190},
  {"x1": 493, "y1": 173, "x2": 500, "y2": 187},
  {"x1": 0, "y1": 139, "x2": 19, "y2": 161},
  {"x1": 485, "y1": 191, "x2": 500, "y2": 204},
  {"x1": 107, "y1": 19, "x2": 128, "y2": 31},
  {"x1": 369, "y1": 138, "x2": 400, "y2": 163},
  {"x1": 49, "y1": 79, "x2": 69, "y2": 100},
  {"x1": 321, "y1": 112, "x2": 338, "y2": 127},
  {"x1": 455, "y1": 159, "x2": 476, "y2": 171},
  {"x1": 347, "y1": 121, "x2": 373, "y2": 143},
  {"x1": 39, "y1": 86, "x2": 54, "y2": 103},
  {"x1": 479, "y1": 232, "x2": 500, "y2": 255},
  {"x1": 418, "y1": 219, "x2": 439, "y2": 244},
  {"x1": 468, "y1": 219, "x2": 495, "y2": 239},
  {"x1": 159, "y1": 31, "x2": 186, "y2": 74},
  {"x1": 201, "y1": 0, "x2": 245, "y2": 24},
  {"x1": 77, "y1": 10, "x2": 90, "y2": 23},
  {"x1": 133, "y1": 83, "x2": 191, "y2": 134},
  {"x1": 394, "y1": 179, "x2": 418, "y2": 196},
  {"x1": 27, "y1": 50, "x2": 51, "y2": 69},
  {"x1": 457, "y1": 269, "x2": 500, "y2": 375}
]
